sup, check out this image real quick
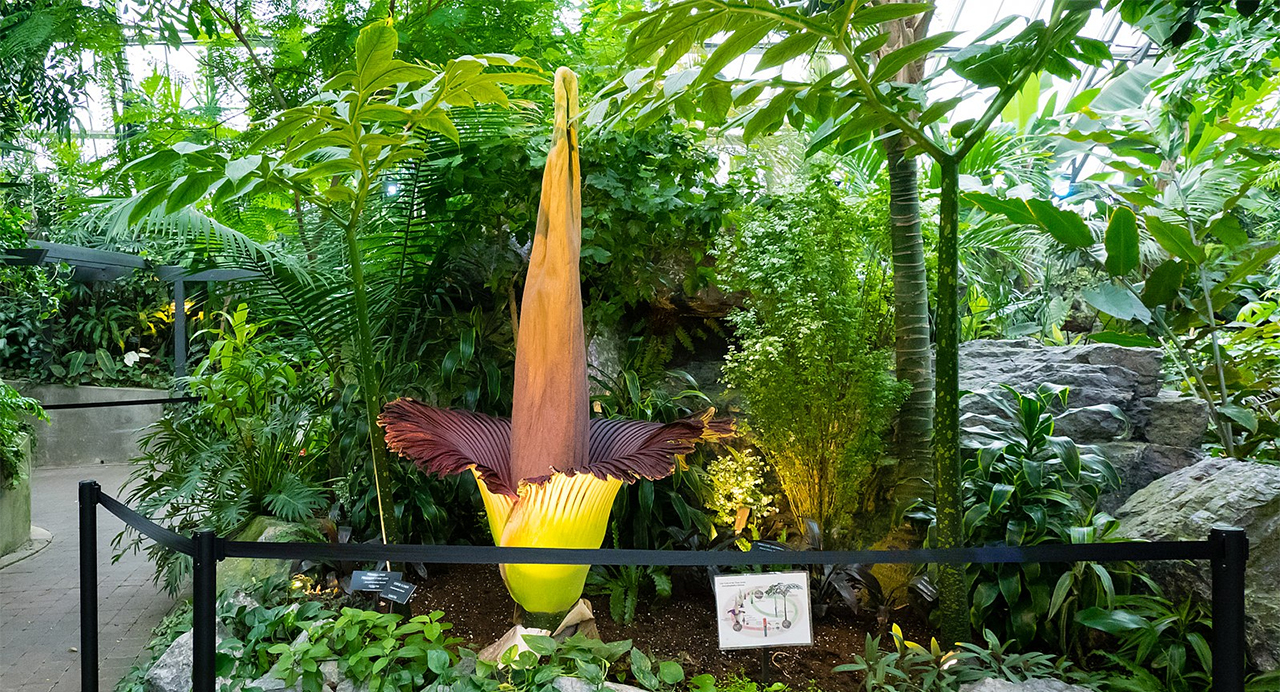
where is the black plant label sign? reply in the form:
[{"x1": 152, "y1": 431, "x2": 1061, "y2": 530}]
[
  {"x1": 379, "y1": 580, "x2": 417, "y2": 605},
  {"x1": 351, "y1": 570, "x2": 401, "y2": 592}
]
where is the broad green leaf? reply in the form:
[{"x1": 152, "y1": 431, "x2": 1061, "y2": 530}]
[
  {"x1": 1207, "y1": 213, "x2": 1247, "y2": 247},
  {"x1": 355, "y1": 20, "x2": 399, "y2": 86},
  {"x1": 122, "y1": 149, "x2": 181, "y2": 173},
  {"x1": 1103, "y1": 206, "x2": 1139, "y2": 276},
  {"x1": 850, "y1": 3, "x2": 932, "y2": 28},
  {"x1": 366, "y1": 62, "x2": 439, "y2": 94},
  {"x1": 965, "y1": 192, "x2": 1039, "y2": 226},
  {"x1": 658, "y1": 661, "x2": 684, "y2": 685},
  {"x1": 1047, "y1": 572, "x2": 1074, "y2": 618},
  {"x1": 988, "y1": 484, "x2": 1015, "y2": 514},
  {"x1": 1008, "y1": 598, "x2": 1039, "y2": 647},
  {"x1": 1145, "y1": 216, "x2": 1205, "y2": 264},
  {"x1": 225, "y1": 155, "x2": 262, "y2": 183},
  {"x1": 742, "y1": 90, "x2": 794, "y2": 142},
  {"x1": 521, "y1": 634, "x2": 558, "y2": 656},
  {"x1": 172, "y1": 141, "x2": 210, "y2": 155},
  {"x1": 1083, "y1": 282, "x2": 1151, "y2": 323},
  {"x1": 1140, "y1": 259, "x2": 1186, "y2": 308},
  {"x1": 872, "y1": 32, "x2": 959, "y2": 84},
  {"x1": 164, "y1": 172, "x2": 221, "y2": 214},
  {"x1": 1027, "y1": 199, "x2": 1093, "y2": 248},
  {"x1": 1219, "y1": 403, "x2": 1259, "y2": 433},
  {"x1": 998, "y1": 567, "x2": 1022, "y2": 608},
  {"x1": 1075, "y1": 606, "x2": 1145, "y2": 634},
  {"x1": 757, "y1": 32, "x2": 822, "y2": 72},
  {"x1": 700, "y1": 20, "x2": 775, "y2": 82},
  {"x1": 853, "y1": 32, "x2": 891, "y2": 58},
  {"x1": 950, "y1": 42, "x2": 1018, "y2": 90},
  {"x1": 701, "y1": 82, "x2": 733, "y2": 124},
  {"x1": 1089, "y1": 331, "x2": 1159, "y2": 348}
]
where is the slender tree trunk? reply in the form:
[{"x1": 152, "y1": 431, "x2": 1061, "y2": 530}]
[
  {"x1": 935, "y1": 157, "x2": 968, "y2": 644},
  {"x1": 886, "y1": 134, "x2": 933, "y2": 474}
]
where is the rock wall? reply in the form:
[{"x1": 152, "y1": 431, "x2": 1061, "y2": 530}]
[{"x1": 959, "y1": 340, "x2": 1209, "y2": 511}]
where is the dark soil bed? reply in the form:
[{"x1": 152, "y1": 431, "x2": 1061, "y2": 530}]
[{"x1": 407, "y1": 564, "x2": 933, "y2": 690}]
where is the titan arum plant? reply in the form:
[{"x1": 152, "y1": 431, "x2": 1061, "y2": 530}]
[{"x1": 381, "y1": 68, "x2": 731, "y2": 630}]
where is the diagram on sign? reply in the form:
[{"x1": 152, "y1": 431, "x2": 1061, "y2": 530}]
[{"x1": 714, "y1": 572, "x2": 813, "y2": 649}]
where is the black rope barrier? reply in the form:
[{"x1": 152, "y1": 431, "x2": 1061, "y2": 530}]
[
  {"x1": 77, "y1": 480, "x2": 1251, "y2": 692},
  {"x1": 220, "y1": 537, "x2": 1215, "y2": 566},
  {"x1": 40, "y1": 395, "x2": 199, "y2": 411},
  {"x1": 98, "y1": 492, "x2": 196, "y2": 556}
]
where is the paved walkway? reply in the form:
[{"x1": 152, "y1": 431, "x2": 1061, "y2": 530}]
[{"x1": 1, "y1": 465, "x2": 177, "y2": 692}]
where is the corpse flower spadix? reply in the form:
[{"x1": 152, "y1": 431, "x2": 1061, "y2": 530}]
[{"x1": 380, "y1": 67, "x2": 731, "y2": 624}]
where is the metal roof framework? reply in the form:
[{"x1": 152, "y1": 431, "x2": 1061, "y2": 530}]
[{"x1": 0, "y1": 241, "x2": 258, "y2": 377}]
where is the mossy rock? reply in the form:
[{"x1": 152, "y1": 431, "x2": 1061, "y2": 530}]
[{"x1": 217, "y1": 515, "x2": 325, "y2": 592}]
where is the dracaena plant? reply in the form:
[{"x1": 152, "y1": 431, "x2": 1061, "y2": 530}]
[
  {"x1": 380, "y1": 69, "x2": 731, "y2": 628},
  {"x1": 103, "y1": 19, "x2": 546, "y2": 543}
]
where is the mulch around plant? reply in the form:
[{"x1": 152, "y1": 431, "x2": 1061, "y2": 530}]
[{"x1": 407, "y1": 564, "x2": 933, "y2": 690}]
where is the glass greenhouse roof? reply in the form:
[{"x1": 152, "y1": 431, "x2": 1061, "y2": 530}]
[{"x1": 67, "y1": 0, "x2": 1159, "y2": 156}]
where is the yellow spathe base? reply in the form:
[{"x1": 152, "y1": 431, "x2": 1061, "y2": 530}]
[{"x1": 476, "y1": 471, "x2": 622, "y2": 615}]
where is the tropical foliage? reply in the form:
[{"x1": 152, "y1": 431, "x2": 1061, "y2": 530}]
[{"x1": 5, "y1": 1, "x2": 1280, "y2": 689}]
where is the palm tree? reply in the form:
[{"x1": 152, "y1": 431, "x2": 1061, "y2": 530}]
[{"x1": 880, "y1": 3, "x2": 935, "y2": 482}]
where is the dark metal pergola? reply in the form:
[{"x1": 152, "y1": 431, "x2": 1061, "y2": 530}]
[{"x1": 2, "y1": 241, "x2": 257, "y2": 377}]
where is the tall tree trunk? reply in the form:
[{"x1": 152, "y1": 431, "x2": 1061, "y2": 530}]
[
  {"x1": 934, "y1": 157, "x2": 968, "y2": 644},
  {"x1": 881, "y1": 3, "x2": 935, "y2": 477},
  {"x1": 886, "y1": 135, "x2": 933, "y2": 475}
]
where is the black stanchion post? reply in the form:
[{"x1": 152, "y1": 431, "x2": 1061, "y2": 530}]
[
  {"x1": 192, "y1": 530, "x2": 219, "y2": 692},
  {"x1": 79, "y1": 480, "x2": 100, "y2": 692},
  {"x1": 1211, "y1": 527, "x2": 1248, "y2": 692}
]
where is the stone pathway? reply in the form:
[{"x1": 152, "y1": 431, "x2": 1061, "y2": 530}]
[{"x1": 0, "y1": 464, "x2": 177, "y2": 692}]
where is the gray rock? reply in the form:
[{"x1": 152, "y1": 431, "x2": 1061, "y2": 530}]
[
  {"x1": 320, "y1": 660, "x2": 341, "y2": 688},
  {"x1": 1053, "y1": 405, "x2": 1129, "y2": 443},
  {"x1": 959, "y1": 340, "x2": 1213, "y2": 506},
  {"x1": 1117, "y1": 457, "x2": 1280, "y2": 670},
  {"x1": 217, "y1": 516, "x2": 320, "y2": 592},
  {"x1": 960, "y1": 679, "x2": 1093, "y2": 692},
  {"x1": 1141, "y1": 390, "x2": 1209, "y2": 448},
  {"x1": 334, "y1": 678, "x2": 369, "y2": 692},
  {"x1": 960, "y1": 340, "x2": 1163, "y2": 409},
  {"x1": 224, "y1": 589, "x2": 260, "y2": 615},
  {"x1": 144, "y1": 625, "x2": 233, "y2": 692},
  {"x1": 553, "y1": 677, "x2": 646, "y2": 692},
  {"x1": 586, "y1": 319, "x2": 623, "y2": 397},
  {"x1": 1095, "y1": 443, "x2": 1203, "y2": 514}
]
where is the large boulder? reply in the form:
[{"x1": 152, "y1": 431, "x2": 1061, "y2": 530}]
[
  {"x1": 959, "y1": 340, "x2": 1210, "y2": 508},
  {"x1": 1141, "y1": 390, "x2": 1210, "y2": 449},
  {"x1": 144, "y1": 624, "x2": 233, "y2": 692},
  {"x1": 1116, "y1": 457, "x2": 1280, "y2": 670},
  {"x1": 217, "y1": 516, "x2": 324, "y2": 592},
  {"x1": 960, "y1": 340, "x2": 1163, "y2": 420},
  {"x1": 1094, "y1": 443, "x2": 1203, "y2": 514}
]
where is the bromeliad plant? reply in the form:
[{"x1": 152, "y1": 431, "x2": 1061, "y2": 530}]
[{"x1": 380, "y1": 69, "x2": 730, "y2": 629}]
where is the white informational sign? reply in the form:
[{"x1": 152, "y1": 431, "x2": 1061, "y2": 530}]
[{"x1": 713, "y1": 571, "x2": 813, "y2": 649}]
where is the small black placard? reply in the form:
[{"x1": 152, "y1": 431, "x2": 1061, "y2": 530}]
[
  {"x1": 379, "y1": 580, "x2": 417, "y2": 605},
  {"x1": 351, "y1": 570, "x2": 401, "y2": 592}
]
